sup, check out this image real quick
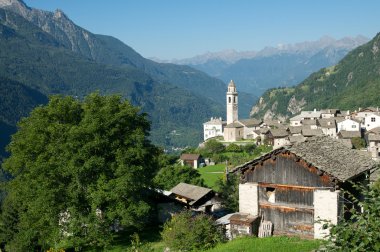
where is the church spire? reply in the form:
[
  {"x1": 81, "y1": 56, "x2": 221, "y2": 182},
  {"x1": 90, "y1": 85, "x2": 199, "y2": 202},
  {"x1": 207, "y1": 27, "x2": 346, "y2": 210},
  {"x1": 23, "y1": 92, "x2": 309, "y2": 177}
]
[{"x1": 226, "y1": 80, "x2": 238, "y2": 124}]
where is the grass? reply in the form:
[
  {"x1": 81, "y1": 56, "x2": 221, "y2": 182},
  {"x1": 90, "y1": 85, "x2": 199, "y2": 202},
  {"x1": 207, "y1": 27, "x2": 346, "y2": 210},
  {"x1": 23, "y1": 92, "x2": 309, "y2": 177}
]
[
  {"x1": 198, "y1": 164, "x2": 225, "y2": 190},
  {"x1": 205, "y1": 236, "x2": 323, "y2": 252},
  {"x1": 112, "y1": 235, "x2": 322, "y2": 252}
]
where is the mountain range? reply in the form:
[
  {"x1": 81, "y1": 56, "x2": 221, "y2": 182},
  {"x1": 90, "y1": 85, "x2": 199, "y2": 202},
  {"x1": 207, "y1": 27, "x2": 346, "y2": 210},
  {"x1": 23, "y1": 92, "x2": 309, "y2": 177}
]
[
  {"x1": 0, "y1": 0, "x2": 257, "y2": 154},
  {"x1": 162, "y1": 36, "x2": 368, "y2": 95},
  {"x1": 250, "y1": 32, "x2": 380, "y2": 120}
]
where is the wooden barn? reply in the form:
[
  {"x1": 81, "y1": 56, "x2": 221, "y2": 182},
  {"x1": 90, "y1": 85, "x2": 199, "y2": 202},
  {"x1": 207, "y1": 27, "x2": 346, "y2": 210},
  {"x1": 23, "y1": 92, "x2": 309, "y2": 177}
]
[
  {"x1": 180, "y1": 153, "x2": 203, "y2": 168},
  {"x1": 232, "y1": 136, "x2": 377, "y2": 239}
]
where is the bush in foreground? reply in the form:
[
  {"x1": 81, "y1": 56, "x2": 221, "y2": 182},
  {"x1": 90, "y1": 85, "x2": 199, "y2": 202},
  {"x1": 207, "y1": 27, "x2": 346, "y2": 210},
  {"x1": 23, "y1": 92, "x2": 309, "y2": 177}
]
[
  {"x1": 161, "y1": 211, "x2": 223, "y2": 251},
  {"x1": 325, "y1": 183, "x2": 380, "y2": 251}
]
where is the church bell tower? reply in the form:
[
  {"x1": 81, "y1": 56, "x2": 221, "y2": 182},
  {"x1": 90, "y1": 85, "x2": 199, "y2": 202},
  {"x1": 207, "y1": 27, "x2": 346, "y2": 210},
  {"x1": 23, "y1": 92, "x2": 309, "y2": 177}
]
[{"x1": 226, "y1": 80, "x2": 238, "y2": 124}]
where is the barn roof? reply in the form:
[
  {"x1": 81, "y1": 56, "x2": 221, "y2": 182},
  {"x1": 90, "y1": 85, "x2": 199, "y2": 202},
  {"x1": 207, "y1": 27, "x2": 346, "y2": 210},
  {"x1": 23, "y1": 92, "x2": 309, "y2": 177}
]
[
  {"x1": 180, "y1": 153, "x2": 200, "y2": 160},
  {"x1": 170, "y1": 183, "x2": 213, "y2": 206},
  {"x1": 232, "y1": 136, "x2": 377, "y2": 182}
]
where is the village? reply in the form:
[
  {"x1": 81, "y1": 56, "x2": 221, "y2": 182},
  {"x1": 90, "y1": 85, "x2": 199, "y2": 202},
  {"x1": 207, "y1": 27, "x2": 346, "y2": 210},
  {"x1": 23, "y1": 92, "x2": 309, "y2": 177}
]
[
  {"x1": 204, "y1": 80, "x2": 380, "y2": 160},
  {"x1": 154, "y1": 80, "x2": 380, "y2": 245}
]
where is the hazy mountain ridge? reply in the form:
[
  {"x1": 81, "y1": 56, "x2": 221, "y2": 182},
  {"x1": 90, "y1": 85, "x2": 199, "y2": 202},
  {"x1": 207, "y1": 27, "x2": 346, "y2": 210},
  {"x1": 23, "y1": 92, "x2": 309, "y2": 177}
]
[
  {"x1": 250, "y1": 32, "x2": 380, "y2": 120},
  {"x1": 161, "y1": 36, "x2": 368, "y2": 95}
]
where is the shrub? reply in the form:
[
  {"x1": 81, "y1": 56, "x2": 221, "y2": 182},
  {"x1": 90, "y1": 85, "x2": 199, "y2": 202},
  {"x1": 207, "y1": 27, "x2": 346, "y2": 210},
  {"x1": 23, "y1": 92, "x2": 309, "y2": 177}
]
[
  {"x1": 325, "y1": 183, "x2": 380, "y2": 251},
  {"x1": 161, "y1": 211, "x2": 223, "y2": 251},
  {"x1": 203, "y1": 139, "x2": 225, "y2": 154},
  {"x1": 226, "y1": 143, "x2": 241, "y2": 152}
]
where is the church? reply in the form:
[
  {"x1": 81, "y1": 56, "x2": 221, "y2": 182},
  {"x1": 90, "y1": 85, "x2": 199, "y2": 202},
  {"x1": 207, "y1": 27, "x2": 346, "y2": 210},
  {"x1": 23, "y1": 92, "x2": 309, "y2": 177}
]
[{"x1": 203, "y1": 80, "x2": 262, "y2": 142}]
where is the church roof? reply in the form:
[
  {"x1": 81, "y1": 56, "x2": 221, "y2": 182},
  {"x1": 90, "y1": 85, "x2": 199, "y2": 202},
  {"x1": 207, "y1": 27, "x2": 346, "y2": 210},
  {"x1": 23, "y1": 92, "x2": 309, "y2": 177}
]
[
  {"x1": 238, "y1": 119, "x2": 262, "y2": 127},
  {"x1": 225, "y1": 122, "x2": 244, "y2": 128}
]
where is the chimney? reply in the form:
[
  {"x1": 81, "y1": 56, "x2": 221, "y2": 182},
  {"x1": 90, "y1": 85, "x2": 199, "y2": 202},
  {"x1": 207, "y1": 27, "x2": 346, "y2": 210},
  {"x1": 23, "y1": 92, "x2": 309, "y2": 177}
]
[{"x1": 314, "y1": 108, "x2": 317, "y2": 112}]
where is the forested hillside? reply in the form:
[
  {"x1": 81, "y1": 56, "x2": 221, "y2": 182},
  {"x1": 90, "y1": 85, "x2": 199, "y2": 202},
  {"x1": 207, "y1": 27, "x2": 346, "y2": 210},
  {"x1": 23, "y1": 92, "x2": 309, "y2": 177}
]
[
  {"x1": 251, "y1": 32, "x2": 380, "y2": 119},
  {"x1": 0, "y1": 2, "x2": 247, "y2": 151}
]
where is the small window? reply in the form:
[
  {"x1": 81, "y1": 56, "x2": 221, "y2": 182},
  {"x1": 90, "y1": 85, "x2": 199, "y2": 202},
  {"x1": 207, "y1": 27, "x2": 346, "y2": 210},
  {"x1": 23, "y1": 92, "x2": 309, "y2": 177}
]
[
  {"x1": 265, "y1": 187, "x2": 276, "y2": 203},
  {"x1": 234, "y1": 97, "x2": 236, "y2": 103},
  {"x1": 229, "y1": 97, "x2": 231, "y2": 103},
  {"x1": 352, "y1": 125, "x2": 356, "y2": 128},
  {"x1": 371, "y1": 117, "x2": 376, "y2": 122}
]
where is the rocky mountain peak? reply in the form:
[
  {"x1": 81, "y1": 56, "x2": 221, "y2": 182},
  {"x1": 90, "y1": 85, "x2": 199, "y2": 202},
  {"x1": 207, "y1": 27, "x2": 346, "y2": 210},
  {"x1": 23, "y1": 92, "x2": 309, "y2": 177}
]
[
  {"x1": 53, "y1": 8, "x2": 68, "y2": 20},
  {"x1": 0, "y1": 0, "x2": 29, "y2": 15}
]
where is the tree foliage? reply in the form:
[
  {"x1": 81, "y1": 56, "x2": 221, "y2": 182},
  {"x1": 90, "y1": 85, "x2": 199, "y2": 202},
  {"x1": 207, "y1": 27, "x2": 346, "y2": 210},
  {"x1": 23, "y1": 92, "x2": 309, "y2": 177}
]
[
  {"x1": 202, "y1": 139, "x2": 225, "y2": 155},
  {"x1": 225, "y1": 143, "x2": 241, "y2": 152},
  {"x1": 215, "y1": 173, "x2": 239, "y2": 212},
  {"x1": 0, "y1": 94, "x2": 160, "y2": 250},
  {"x1": 351, "y1": 137, "x2": 366, "y2": 149},
  {"x1": 161, "y1": 211, "x2": 223, "y2": 251},
  {"x1": 154, "y1": 164, "x2": 205, "y2": 190},
  {"x1": 326, "y1": 183, "x2": 380, "y2": 251}
]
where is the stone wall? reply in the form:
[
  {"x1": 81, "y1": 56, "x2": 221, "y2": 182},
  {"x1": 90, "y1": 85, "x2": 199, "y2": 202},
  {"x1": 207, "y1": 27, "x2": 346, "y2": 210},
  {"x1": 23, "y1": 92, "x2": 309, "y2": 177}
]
[{"x1": 239, "y1": 183, "x2": 258, "y2": 215}]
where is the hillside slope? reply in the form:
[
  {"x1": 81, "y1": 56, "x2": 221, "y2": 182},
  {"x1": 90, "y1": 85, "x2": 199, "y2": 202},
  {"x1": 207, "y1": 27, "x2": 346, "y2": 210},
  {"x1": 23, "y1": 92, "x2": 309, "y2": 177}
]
[
  {"x1": 251, "y1": 33, "x2": 380, "y2": 119},
  {"x1": 0, "y1": 7, "x2": 223, "y2": 149},
  {"x1": 0, "y1": 0, "x2": 255, "y2": 116}
]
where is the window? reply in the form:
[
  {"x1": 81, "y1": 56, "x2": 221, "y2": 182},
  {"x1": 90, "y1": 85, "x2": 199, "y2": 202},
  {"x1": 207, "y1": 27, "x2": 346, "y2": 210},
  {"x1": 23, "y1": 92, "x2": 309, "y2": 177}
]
[
  {"x1": 352, "y1": 125, "x2": 357, "y2": 128},
  {"x1": 234, "y1": 97, "x2": 236, "y2": 103},
  {"x1": 371, "y1": 117, "x2": 376, "y2": 122},
  {"x1": 265, "y1": 187, "x2": 276, "y2": 203},
  {"x1": 228, "y1": 97, "x2": 231, "y2": 103}
]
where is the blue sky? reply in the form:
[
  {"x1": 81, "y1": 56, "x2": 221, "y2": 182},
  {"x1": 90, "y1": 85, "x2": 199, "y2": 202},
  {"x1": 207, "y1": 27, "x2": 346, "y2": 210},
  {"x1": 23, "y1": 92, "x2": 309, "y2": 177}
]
[{"x1": 24, "y1": 0, "x2": 380, "y2": 60}]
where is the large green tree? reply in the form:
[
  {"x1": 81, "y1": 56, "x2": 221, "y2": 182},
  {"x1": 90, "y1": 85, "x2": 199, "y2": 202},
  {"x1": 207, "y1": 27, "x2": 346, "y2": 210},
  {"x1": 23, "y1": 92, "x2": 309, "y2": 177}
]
[{"x1": 0, "y1": 94, "x2": 160, "y2": 250}]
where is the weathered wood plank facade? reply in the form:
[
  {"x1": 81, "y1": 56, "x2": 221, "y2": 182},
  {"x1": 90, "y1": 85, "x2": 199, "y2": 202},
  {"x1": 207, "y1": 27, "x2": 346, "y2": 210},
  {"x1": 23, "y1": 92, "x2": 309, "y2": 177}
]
[{"x1": 234, "y1": 136, "x2": 378, "y2": 239}]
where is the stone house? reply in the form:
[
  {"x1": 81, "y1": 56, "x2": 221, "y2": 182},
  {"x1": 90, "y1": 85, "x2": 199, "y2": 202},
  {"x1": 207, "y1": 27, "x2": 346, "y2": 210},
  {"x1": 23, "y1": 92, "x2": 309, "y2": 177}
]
[
  {"x1": 289, "y1": 109, "x2": 321, "y2": 127},
  {"x1": 239, "y1": 119, "x2": 263, "y2": 139},
  {"x1": 265, "y1": 129, "x2": 290, "y2": 148},
  {"x1": 353, "y1": 107, "x2": 379, "y2": 121},
  {"x1": 317, "y1": 118, "x2": 337, "y2": 137},
  {"x1": 365, "y1": 127, "x2": 380, "y2": 160},
  {"x1": 180, "y1": 153, "x2": 203, "y2": 169},
  {"x1": 337, "y1": 130, "x2": 362, "y2": 148},
  {"x1": 301, "y1": 119, "x2": 318, "y2": 129},
  {"x1": 289, "y1": 114, "x2": 303, "y2": 127},
  {"x1": 337, "y1": 118, "x2": 361, "y2": 132},
  {"x1": 288, "y1": 126, "x2": 302, "y2": 136},
  {"x1": 320, "y1": 109, "x2": 339, "y2": 119},
  {"x1": 363, "y1": 113, "x2": 380, "y2": 131},
  {"x1": 232, "y1": 136, "x2": 377, "y2": 239}
]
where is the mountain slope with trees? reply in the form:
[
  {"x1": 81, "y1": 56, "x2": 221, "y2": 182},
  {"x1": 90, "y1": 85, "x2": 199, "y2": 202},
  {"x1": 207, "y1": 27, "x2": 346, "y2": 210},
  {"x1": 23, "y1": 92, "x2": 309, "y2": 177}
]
[
  {"x1": 0, "y1": 0, "x2": 255, "y2": 116},
  {"x1": 0, "y1": 3, "x2": 242, "y2": 150},
  {"x1": 251, "y1": 32, "x2": 380, "y2": 119}
]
